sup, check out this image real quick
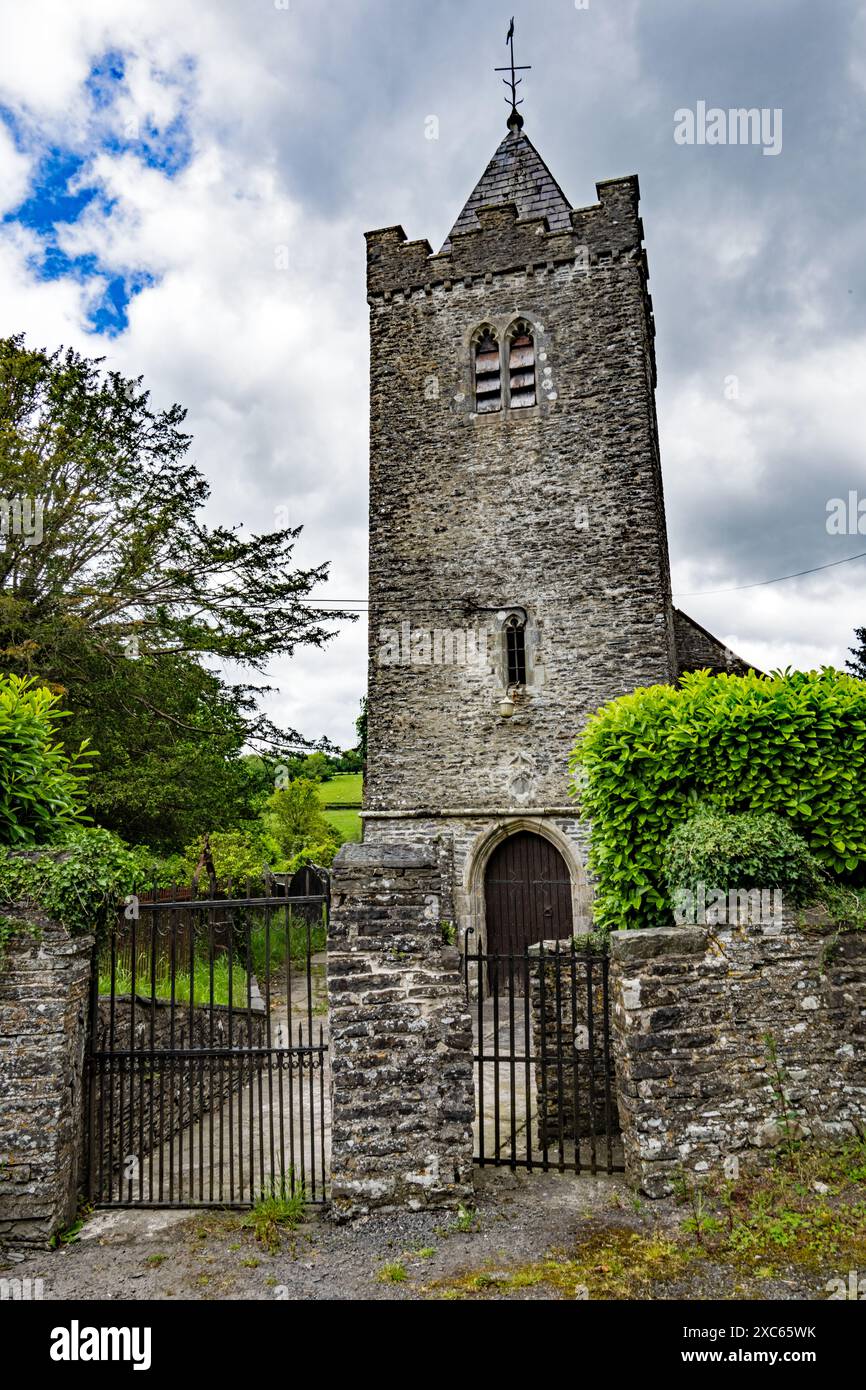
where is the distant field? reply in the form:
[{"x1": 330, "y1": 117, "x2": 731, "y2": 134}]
[{"x1": 318, "y1": 773, "x2": 362, "y2": 842}]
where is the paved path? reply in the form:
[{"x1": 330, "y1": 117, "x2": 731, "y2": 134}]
[
  {"x1": 120, "y1": 954, "x2": 330, "y2": 1205},
  {"x1": 473, "y1": 996, "x2": 624, "y2": 1173}
]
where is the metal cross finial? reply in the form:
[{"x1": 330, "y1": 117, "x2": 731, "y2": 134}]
[{"x1": 495, "y1": 17, "x2": 531, "y2": 130}]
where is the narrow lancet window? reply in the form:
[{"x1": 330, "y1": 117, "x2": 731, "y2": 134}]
[
  {"x1": 505, "y1": 614, "x2": 527, "y2": 685},
  {"x1": 508, "y1": 324, "x2": 536, "y2": 408},
  {"x1": 474, "y1": 330, "x2": 502, "y2": 413}
]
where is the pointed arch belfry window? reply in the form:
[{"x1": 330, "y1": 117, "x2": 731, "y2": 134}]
[
  {"x1": 473, "y1": 328, "x2": 502, "y2": 413},
  {"x1": 507, "y1": 321, "x2": 536, "y2": 408}
]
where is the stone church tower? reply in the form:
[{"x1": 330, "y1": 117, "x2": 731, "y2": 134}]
[{"x1": 361, "y1": 108, "x2": 747, "y2": 953}]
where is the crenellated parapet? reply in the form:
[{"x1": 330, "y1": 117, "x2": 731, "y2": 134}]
[{"x1": 366, "y1": 175, "x2": 648, "y2": 300}]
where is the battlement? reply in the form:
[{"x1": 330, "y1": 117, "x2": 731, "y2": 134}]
[{"x1": 365, "y1": 174, "x2": 646, "y2": 299}]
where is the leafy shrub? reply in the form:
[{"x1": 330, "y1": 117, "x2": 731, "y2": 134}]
[
  {"x1": 263, "y1": 779, "x2": 342, "y2": 863},
  {"x1": 819, "y1": 883, "x2": 866, "y2": 932},
  {"x1": 661, "y1": 806, "x2": 826, "y2": 909},
  {"x1": 60, "y1": 825, "x2": 186, "y2": 887},
  {"x1": 0, "y1": 828, "x2": 140, "y2": 940},
  {"x1": 0, "y1": 674, "x2": 94, "y2": 845},
  {"x1": 285, "y1": 840, "x2": 340, "y2": 872},
  {"x1": 183, "y1": 828, "x2": 272, "y2": 885},
  {"x1": 570, "y1": 668, "x2": 866, "y2": 932}
]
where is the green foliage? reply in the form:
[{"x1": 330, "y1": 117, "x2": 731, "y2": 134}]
[
  {"x1": 97, "y1": 948, "x2": 248, "y2": 1006},
  {"x1": 300, "y1": 751, "x2": 332, "y2": 783},
  {"x1": 763, "y1": 1032, "x2": 802, "y2": 1169},
  {"x1": 819, "y1": 883, "x2": 866, "y2": 932},
  {"x1": 334, "y1": 745, "x2": 363, "y2": 774},
  {"x1": 0, "y1": 911, "x2": 41, "y2": 958},
  {"x1": 273, "y1": 749, "x2": 362, "y2": 785},
  {"x1": 662, "y1": 806, "x2": 826, "y2": 906},
  {"x1": 571, "y1": 928, "x2": 611, "y2": 956},
  {"x1": 183, "y1": 828, "x2": 272, "y2": 885},
  {"x1": 0, "y1": 674, "x2": 93, "y2": 845},
  {"x1": 0, "y1": 333, "x2": 354, "y2": 849},
  {"x1": 848, "y1": 626, "x2": 866, "y2": 680},
  {"x1": 59, "y1": 825, "x2": 186, "y2": 888},
  {"x1": 247, "y1": 913, "x2": 327, "y2": 974},
  {"x1": 451, "y1": 1205, "x2": 479, "y2": 1234},
  {"x1": 49, "y1": 1207, "x2": 90, "y2": 1248},
  {"x1": 63, "y1": 654, "x2": 276, "y2": 853},
  {"x1": 673, "y1": 1143, "x2": 866, "y2": 1275},
  {"x1": 0, "y1": 827, "x2": 141, "y2": 943},
  {"x1": 285, "y1": 840, "x2": 341, "y2": 871},
  {"x1": 243, "y1": 1183, "x2": 307, "y2": 1252},
  {"x1": 264, "y1": 778, "x2": 342, "y2": 863},
  {"x1": 571, "y1": 668, "x2": 866, "y2": 931}
]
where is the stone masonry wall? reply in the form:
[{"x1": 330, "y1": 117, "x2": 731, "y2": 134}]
[
  {"x1": 0, "y1": 909, "x2": 92, "y2": 1247},
  {"x1": 610, "y1": 921, "x2": 866, "y2": 1198},
  {"x1": 673, "y1": 607, "x2": 755, "y2": 677},
  {"x1": 327, "y1": 842, "x2": 474, "y2": 1215}
]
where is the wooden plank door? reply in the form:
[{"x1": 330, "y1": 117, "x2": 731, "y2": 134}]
[{"x1": 484, "y1": 830, "x2": 573, "y2": 986}]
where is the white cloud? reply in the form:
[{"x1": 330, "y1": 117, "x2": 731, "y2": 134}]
[
  {"x1": 0, "y1": 123, "x2": 31, "y2": 215},
  {"x1": 0, "y1": 1, "x2": 368, "y2": 745}
]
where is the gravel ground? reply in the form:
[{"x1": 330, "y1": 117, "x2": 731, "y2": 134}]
[{"x1": 0, "y1": 1169, "x2": 844, "y2": 1301}]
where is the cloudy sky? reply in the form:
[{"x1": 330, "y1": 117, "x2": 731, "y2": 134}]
[{"x1": 1, "y1": 0, "x2": 864, "y2": 747}]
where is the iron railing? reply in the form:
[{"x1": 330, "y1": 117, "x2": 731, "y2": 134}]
[
  {"x1": 465, "y1": 937, "x2": 623, "y2": 1176},
  {"x1": 87, "y1": 888, "x2": 330, "y2": 1208}
]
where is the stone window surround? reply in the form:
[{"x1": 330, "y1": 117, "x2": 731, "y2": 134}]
[
  {"x1": 471, "y1": 603, "x2": 540, "y2": 695},
  {"x1": 459, "y1": 815, "x2": 592, "y2": 967},
  {"x1": 465, "y1": 312, "x2": 546, "y2": 420},
  {"x1": 497, "y1": 605, "x2": 535, "y2": 693},
  {"x1": 505, "y1": 611, "x2": 527, "y2": 686}
]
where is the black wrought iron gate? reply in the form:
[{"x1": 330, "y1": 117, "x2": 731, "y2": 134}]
[
  {"x1": 87, "y1": 888, "x2": 330, "y2": 1207},
  {"x1": 466, "y1": 938, "x2": 623, "y2": 1175}
]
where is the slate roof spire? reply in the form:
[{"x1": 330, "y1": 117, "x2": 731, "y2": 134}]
[
  {"x1": 440, "y1": 24, "x2": 572, "y2": 253},
  {"x1": 439, "y1": 126, "x2": 573, "y2": 253}
]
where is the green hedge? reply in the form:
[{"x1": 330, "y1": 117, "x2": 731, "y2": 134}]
[
  {"x1": 0, "y1": 827, "x2": 141, "y2": 944},
  {"x1": 569, "y1": 668, "x2": 866, "y2": 932},
  {"x1": 0, "y1": 674, "x2": 94, "y2": 845},
  {"x1": 661, "y1": 806, "x2": 826, "y2": 911}
]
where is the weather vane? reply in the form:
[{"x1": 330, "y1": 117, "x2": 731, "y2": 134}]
[{"x1": 495, "y1": 17, "x2": 531, "y2": 129}]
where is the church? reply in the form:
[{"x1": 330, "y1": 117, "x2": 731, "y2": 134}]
[{"x1": 360, "y1": 90, "x2": 750, "y2": 958}]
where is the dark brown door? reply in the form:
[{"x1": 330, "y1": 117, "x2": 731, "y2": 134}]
[{"x1": 484, "y1": 831, "x2": 573, "y2": 983}]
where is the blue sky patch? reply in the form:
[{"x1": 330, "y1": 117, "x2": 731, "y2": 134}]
[{"x1": 0, "y1": 50, "x2": 194, "y2": 334}]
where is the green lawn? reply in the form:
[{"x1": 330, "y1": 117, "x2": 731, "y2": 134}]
[{"x1": 317, "y1": 773, "x2": 362, "y2": 842}]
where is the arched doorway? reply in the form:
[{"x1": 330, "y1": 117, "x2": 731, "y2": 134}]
[{"x1": 484, "y1": 830, "x2": 573, "y2": 980}]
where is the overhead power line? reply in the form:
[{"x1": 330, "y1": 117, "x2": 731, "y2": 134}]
[
  {"x1": 305, "y1": 547, "x2": 866, "y2": 612},
  {"x1": 675, "y1": 548, "x2": 866, "y2": 598}
]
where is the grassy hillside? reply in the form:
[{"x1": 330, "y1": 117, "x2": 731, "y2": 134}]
[{"x1": 317, "y1": 773, "x2": 362, "y2": 842}]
